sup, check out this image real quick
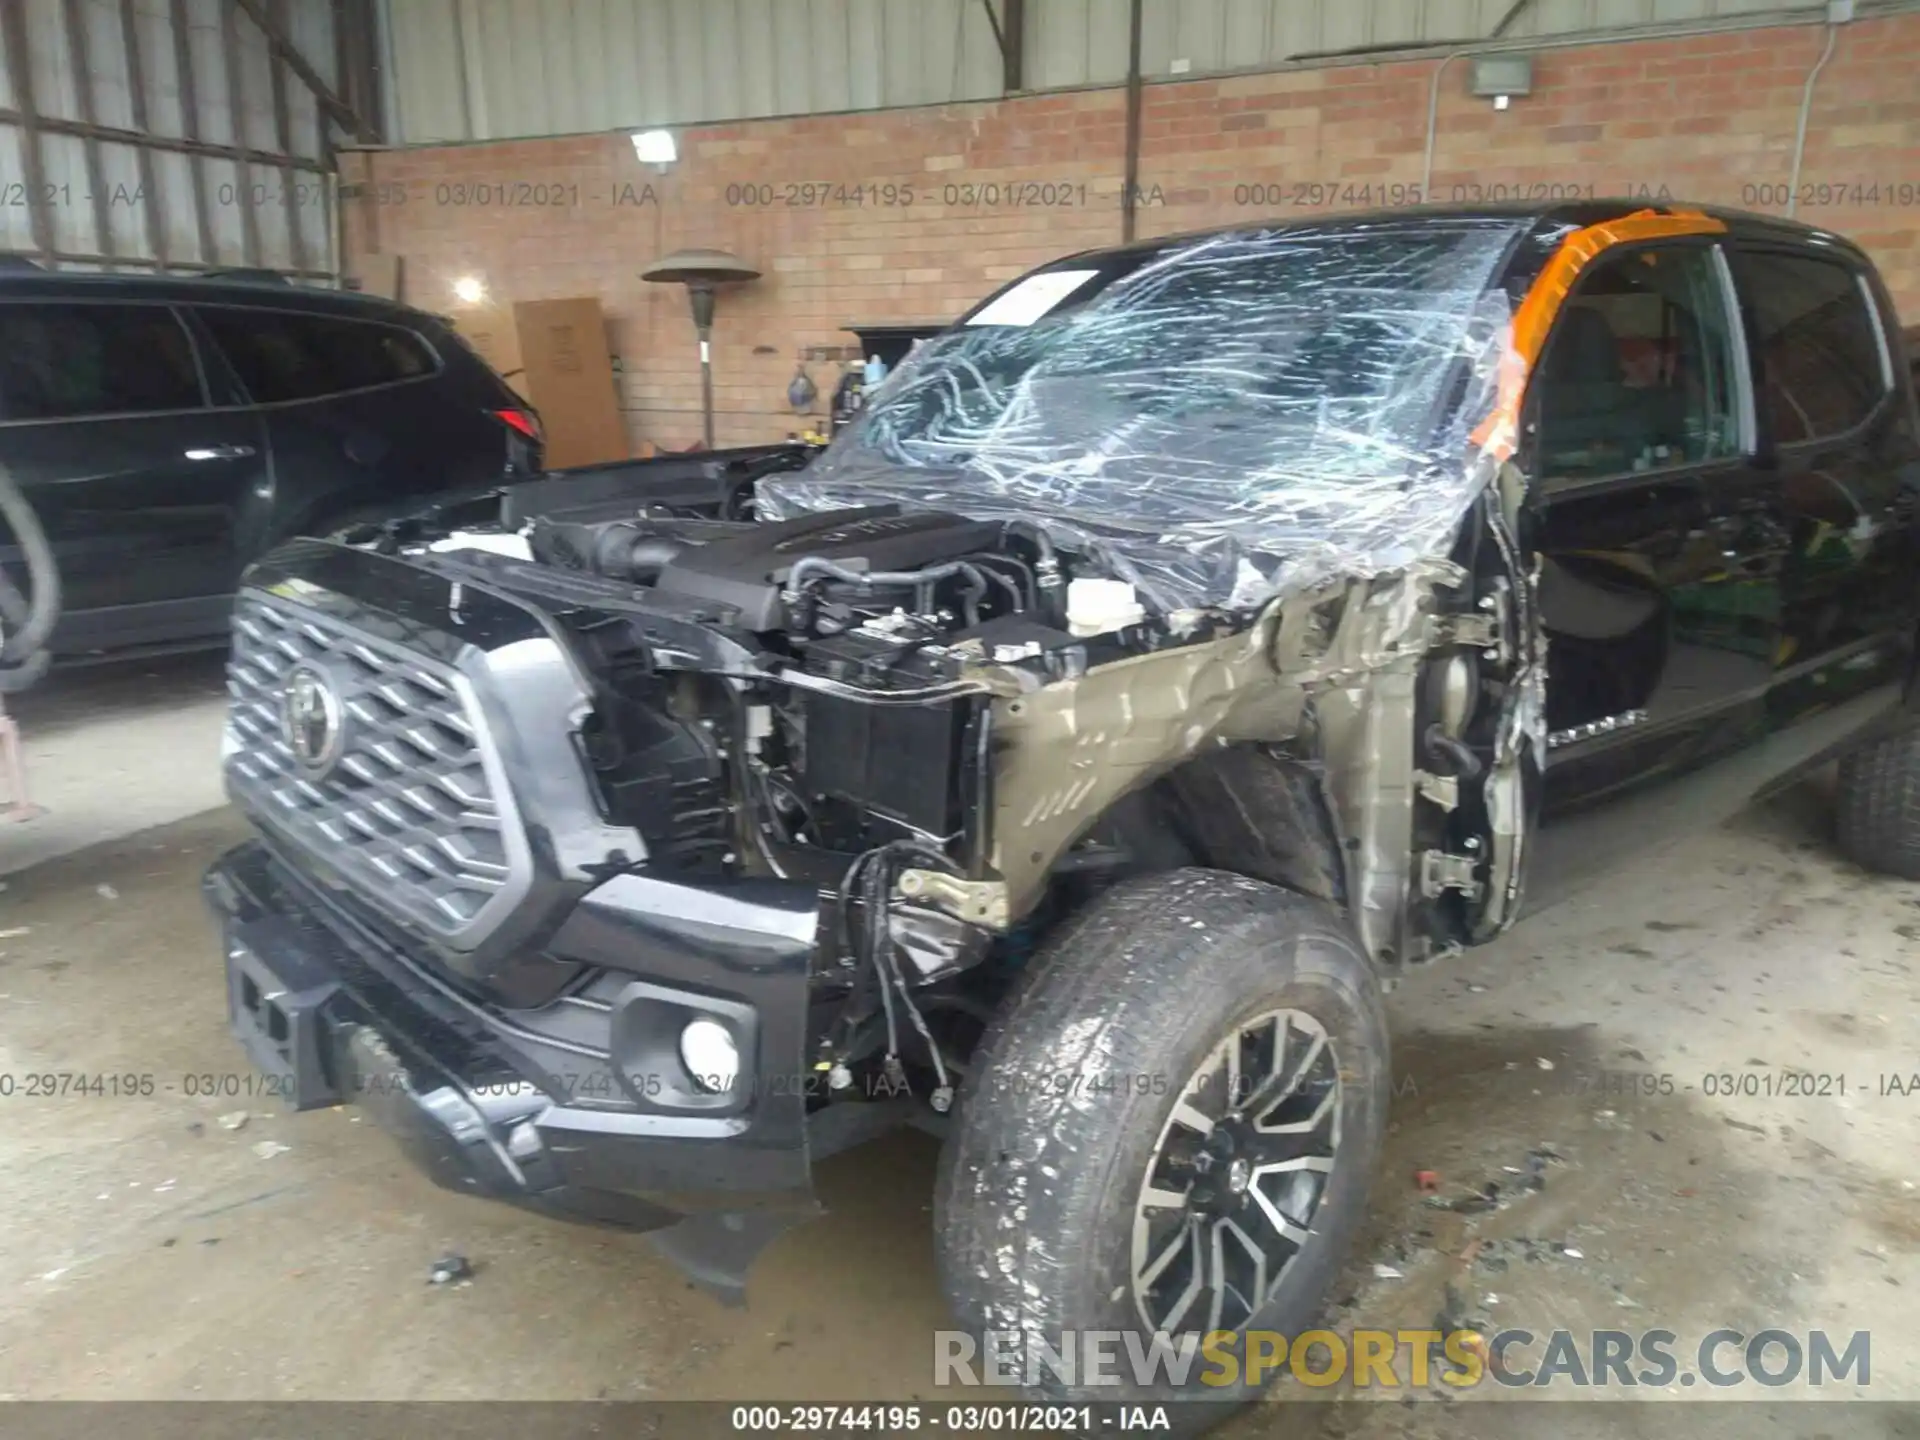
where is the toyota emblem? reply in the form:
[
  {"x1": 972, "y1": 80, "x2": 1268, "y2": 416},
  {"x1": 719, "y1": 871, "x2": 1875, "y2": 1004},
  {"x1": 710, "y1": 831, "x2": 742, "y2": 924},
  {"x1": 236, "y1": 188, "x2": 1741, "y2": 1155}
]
[{"x1": 283, "y1": 662, "x2": 346, "y2": 777}]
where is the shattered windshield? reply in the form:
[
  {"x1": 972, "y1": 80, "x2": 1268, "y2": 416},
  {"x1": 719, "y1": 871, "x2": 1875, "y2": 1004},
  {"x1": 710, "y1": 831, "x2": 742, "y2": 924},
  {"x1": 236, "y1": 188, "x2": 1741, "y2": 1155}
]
[{"x1": 760, "y1": 219, "x2": 1525, "y2": 609}]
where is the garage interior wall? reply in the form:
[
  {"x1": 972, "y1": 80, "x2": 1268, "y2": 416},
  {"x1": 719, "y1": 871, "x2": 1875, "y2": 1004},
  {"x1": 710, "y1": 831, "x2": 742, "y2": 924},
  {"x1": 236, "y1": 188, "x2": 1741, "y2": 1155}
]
[
  {"x1": 0, "y1": 0, "x2": 383, "y2": 278},
  {"x1": 346, "y1": 2, "x2": 1920, "y2": 455}
]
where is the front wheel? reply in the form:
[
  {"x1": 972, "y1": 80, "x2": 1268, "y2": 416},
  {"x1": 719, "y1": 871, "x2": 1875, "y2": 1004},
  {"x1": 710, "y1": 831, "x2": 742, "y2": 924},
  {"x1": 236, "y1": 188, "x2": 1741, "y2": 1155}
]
[{"x1": 935, "y1": 869, "x2": 1389, "y2": 1415}]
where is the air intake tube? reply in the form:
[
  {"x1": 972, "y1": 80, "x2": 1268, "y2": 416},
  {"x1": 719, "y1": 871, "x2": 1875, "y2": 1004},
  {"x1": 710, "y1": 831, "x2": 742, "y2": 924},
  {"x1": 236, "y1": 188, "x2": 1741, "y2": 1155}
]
[{"x1": 0, "y1": 460, "x2": 60, "y2": 692}]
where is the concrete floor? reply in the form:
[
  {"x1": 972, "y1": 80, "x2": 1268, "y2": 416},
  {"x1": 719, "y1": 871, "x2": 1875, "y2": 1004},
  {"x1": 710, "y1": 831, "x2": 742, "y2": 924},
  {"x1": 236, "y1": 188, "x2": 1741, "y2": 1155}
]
[
  {"x1": 1, "y1": 652, "x2": 228, "y2": 875},
  {"x1": 1, "y1": 662, "x2": 1917, "y2": 1434}
]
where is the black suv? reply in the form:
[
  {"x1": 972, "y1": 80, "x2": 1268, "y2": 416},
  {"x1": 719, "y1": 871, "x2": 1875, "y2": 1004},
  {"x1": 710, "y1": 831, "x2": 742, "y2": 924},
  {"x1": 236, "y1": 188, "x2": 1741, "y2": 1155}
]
[
  {"x1": 0, "y1": 265, "x2": 540, "y2": 658},
  {"x1": 206, "y1": 204, "x2": 1920, "y2": 1422}
]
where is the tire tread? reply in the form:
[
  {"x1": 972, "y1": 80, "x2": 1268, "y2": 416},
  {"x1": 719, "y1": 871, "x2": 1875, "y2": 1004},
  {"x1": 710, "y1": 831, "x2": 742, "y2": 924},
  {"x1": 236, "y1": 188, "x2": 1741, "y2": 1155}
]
[{"x1": 1836, "y1": 727, "x2": 1920, "y2": 880}]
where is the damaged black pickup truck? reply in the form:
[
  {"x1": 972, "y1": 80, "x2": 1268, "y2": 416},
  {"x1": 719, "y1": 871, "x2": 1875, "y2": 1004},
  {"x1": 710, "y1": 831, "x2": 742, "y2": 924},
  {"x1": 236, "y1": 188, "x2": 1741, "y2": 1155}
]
[{"x1": 207, "y1": 203, "x2": 1920, "y2": 1411}]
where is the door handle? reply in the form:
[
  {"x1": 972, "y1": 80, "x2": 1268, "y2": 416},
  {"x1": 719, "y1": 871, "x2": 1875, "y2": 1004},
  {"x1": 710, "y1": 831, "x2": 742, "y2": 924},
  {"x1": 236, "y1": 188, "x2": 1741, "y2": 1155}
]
[{"x1": 184, "y1": 444, "x2": 257, "y2": 461}]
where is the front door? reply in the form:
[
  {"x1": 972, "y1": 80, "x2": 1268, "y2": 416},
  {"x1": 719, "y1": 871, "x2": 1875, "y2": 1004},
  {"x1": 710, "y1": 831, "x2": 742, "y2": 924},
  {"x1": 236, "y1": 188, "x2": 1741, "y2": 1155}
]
[
  {"x1": 1522, "y1": 237, "x2": 1783, "y2": 900},
  {"x1": 0, "y1": 300, "x2": 269, "y2": 653}
]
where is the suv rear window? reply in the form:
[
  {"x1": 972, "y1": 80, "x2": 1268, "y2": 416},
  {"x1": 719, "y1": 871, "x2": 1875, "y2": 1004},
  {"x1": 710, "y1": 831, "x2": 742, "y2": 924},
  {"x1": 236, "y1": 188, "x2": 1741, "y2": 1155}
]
[
  {"x1": 1736, "y1": 250, "x2": 1888, "y2": 443},
  {"x1": 0, "y1": 302, "x2": 205, "y2": 421},
  {"x1": 196, "y1": 308, "x2": 437, "y2": 404}
]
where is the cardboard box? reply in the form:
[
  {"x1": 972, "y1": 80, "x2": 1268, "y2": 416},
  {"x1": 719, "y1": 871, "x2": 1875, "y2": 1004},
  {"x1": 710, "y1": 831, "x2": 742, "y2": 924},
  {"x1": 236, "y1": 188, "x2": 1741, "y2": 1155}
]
[
  {"x1": 513, "y1": 298, "x2": 630, "y2": 468},
  {"x1": 452, "y1": 296, "x2": 629, "y2": 469},
  {"x1": 452, "y1": 303, "x2": 526, "y2": 401}
]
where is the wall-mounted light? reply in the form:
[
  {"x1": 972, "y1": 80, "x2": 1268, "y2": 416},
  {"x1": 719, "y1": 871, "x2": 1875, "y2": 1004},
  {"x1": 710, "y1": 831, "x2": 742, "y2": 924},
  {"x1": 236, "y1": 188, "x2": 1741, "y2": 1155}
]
[
  {"x1": 1469, "y1": 54, "x2": 1534, "y2": 110},
  {"x1": 631, "y1": 129, "x2": 677, "y2": 166},
  {"x1": 452, "y1": 275, "x2": 486, "y2": 304}
]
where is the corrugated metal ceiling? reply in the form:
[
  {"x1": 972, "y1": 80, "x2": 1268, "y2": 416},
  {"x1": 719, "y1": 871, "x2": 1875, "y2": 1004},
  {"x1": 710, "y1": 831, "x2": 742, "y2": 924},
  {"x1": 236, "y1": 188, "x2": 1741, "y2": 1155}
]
[
  {"x1": 0, "y1": 0, "x2": 344, "y2": 274},
  {"x1": 380, "y1": 0, "x2": 1836, "y2": 143}
]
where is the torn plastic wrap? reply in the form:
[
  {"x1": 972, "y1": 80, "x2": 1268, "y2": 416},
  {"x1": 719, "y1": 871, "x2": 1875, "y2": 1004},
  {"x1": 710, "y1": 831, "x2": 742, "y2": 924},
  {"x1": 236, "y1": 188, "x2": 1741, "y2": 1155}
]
[{"x1": 760, "y1": 218, "x2": 1528, "y2": 612}]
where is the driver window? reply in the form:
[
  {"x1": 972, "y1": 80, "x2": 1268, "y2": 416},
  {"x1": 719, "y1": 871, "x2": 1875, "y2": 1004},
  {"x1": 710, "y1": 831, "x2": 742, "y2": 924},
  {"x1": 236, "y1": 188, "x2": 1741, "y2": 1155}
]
[{"x1": 1533, "y1": 244, "x2": 1741, "y2": 484}]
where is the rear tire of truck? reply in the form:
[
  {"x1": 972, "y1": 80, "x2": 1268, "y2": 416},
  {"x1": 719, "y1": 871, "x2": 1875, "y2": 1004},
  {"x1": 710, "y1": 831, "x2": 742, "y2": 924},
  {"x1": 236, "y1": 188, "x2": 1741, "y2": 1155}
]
[
  {"x1": 1835, "y1": 723, "x2": 1920, "y2": 880},
  {"x1": 934, "y1": 869, "x2": 1389, "y2": 1422}
]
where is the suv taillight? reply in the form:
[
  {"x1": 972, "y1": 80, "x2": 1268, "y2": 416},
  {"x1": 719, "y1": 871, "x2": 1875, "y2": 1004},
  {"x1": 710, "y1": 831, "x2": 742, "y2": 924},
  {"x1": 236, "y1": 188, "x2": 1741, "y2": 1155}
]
[{"x1": 493, "y1": 407, "x2": 542, "y2": 442}]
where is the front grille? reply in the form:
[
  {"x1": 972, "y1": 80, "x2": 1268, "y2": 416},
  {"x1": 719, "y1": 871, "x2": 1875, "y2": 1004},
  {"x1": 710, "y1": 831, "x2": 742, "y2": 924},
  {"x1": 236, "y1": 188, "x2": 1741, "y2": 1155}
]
[{"x1": 224, "y1": 593, "x2": 519, "y2": 943}]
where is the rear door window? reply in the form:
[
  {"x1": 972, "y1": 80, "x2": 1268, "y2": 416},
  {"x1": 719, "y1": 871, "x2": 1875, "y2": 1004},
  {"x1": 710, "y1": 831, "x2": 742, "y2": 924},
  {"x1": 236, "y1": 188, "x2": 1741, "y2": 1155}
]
[
  {"x1": 1734, "y1": 250, "x2": 1889, "y2": 444},
  {"x1": 0, "y1": 302, "x2": 205, "y2": 421},
  {"x1": 195, "y1": 308, "x2": 438, "y2": 405}
]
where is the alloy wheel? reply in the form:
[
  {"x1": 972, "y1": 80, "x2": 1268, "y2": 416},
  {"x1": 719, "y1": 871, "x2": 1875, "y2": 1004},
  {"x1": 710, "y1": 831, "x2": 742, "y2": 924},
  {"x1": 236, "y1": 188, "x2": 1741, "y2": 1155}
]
[{"x1": 1130, "y1": 1008, "x2": 1342, "y2": 1336}]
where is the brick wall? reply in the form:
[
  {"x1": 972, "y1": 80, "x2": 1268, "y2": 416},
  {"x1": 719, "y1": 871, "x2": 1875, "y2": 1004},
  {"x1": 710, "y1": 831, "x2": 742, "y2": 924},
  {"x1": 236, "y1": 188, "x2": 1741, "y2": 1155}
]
[{"x1": 341, "y1": 11, "x2": 1920, "y2": 453}]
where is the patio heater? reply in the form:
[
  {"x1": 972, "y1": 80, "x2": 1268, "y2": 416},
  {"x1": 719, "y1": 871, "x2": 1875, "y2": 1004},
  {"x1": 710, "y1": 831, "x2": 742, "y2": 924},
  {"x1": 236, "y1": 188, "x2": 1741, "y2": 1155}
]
[{"x1": 640, "y1": 249, "x2": 761, "y2": 449}]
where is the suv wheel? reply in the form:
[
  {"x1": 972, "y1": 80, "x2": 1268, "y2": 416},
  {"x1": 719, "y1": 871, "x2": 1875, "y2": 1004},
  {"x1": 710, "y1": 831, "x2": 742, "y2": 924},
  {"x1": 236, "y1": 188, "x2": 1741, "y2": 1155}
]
[
  {"x1": 935, "y1": 868, "x2": 1389, "y2": 1413},
  {"x1": 1835, "y1": 722, "x2": 1920, "y2": 879}
]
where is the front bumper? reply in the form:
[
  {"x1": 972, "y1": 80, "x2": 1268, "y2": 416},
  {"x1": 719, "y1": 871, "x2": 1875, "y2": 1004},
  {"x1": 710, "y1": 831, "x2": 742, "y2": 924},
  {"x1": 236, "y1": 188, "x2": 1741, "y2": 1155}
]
[{"x1": 205, "y1": 839, "x2": 868, "y2": 1236}]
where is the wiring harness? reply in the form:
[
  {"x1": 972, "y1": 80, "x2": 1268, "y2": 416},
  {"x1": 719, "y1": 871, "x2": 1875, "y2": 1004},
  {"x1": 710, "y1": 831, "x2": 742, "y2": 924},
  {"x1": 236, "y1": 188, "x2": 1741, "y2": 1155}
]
[{"x1": 830, "y1": 839, "x2": 959, "y2": 1113}]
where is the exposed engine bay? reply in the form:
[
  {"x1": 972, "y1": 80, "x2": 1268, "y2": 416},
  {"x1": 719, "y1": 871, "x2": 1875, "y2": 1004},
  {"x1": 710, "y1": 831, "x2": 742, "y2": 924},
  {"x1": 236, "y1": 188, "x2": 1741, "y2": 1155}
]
[
  {"x1": 524, "y1": 501, "x2": 1088, "y2": 859},
  {"x1": 368, "y1": 451, "x2": 1540, "y2": 1112}
]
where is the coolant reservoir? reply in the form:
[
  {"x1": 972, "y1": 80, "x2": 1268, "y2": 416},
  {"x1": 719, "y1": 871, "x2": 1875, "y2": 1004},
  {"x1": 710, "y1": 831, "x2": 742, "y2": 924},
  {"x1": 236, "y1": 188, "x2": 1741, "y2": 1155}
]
[{"x1": 1066, "y1": 577, "x2": 1145, "y2": 637}]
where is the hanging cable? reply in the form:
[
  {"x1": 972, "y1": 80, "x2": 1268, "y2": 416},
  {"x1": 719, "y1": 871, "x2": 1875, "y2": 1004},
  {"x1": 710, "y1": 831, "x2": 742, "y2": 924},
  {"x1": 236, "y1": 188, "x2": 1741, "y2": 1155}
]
[
  {"x1": 0, "y1": 459, "x2": 60, "y2": 693},
  {"x1": 831, "y1": 839, "x2": 959, "y2": 1108}
]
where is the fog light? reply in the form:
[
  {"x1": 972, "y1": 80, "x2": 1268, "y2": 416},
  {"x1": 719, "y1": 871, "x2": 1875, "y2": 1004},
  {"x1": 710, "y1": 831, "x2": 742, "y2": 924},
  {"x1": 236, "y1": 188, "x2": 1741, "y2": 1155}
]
[{"x1": 679, "y1": 1018, "x2": 740, "y2": 1093}]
